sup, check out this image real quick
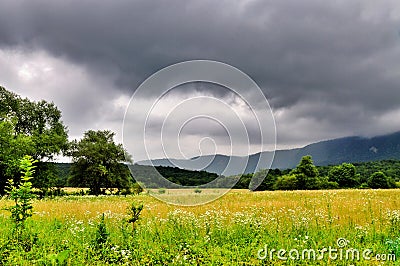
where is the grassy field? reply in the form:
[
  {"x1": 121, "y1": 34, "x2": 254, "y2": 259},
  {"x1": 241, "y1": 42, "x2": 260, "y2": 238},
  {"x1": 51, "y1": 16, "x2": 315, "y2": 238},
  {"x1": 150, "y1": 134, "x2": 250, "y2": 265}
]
[{"x1": 0, "y1": 189, "x2": 399, "y2": 265}]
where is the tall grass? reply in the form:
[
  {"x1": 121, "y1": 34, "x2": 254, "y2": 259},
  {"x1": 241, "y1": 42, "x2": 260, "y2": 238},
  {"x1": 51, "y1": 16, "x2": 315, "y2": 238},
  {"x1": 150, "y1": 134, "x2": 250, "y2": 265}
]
[{"x1": 0, "y1": 189, "x2": 399, "y2": 265}]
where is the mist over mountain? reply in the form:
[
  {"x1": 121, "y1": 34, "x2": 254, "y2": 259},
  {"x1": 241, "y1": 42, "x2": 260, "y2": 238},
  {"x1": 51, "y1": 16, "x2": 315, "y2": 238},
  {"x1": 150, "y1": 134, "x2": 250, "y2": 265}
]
[{"x1": 138, "y1": 131, "x2": 400, "y2": 176}]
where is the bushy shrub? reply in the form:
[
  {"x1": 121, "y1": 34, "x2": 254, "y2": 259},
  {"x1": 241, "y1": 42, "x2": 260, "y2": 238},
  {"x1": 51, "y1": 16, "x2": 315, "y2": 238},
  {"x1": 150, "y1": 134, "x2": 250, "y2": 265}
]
[
  {"x1": 328, "y1": 163, "x2": 359, "y2": 188},
  {"x1": 274, "y1": 174, "x2": 297, "y2": 190},
  {"x1": 368, "y1": 172, "x2": 390, "y2": 189},
  {"x1": 315, "y1": 176, "x2": 339, "y2": 189},
  {"x1": 387, "y1": 177, "x2": 397, "y2": 188}
]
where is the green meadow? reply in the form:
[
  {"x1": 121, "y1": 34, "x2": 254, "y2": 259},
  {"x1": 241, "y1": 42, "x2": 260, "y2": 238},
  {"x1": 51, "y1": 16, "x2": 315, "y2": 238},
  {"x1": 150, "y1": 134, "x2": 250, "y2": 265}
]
[{"x1": 0, "y1": 189, "x2": 399, "y2": 265}]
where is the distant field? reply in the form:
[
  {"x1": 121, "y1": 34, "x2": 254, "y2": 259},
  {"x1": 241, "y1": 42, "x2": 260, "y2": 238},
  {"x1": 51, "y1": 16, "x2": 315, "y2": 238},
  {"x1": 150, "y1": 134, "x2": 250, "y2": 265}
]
[{"x1": 0, "y1": 189, "x2": 399, "y2": 265}]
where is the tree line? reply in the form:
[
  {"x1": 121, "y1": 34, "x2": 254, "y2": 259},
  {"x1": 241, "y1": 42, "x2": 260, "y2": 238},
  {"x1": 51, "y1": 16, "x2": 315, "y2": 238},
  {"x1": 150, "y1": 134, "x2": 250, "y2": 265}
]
[
  {"x1": 235, "y1": 156, "x2": 400, "y2": 190},
  {"x1": 1, "y1": 86, "x2": 399, "y2": 195}
]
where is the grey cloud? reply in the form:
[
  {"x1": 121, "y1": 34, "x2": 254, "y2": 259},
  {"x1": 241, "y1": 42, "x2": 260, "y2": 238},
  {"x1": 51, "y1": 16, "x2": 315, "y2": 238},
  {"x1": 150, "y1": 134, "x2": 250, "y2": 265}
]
[
  {"x1": 1, "y1": 0, "x2": 400, "y2": 156},
  {"x1": 0, "y1": 49, "x2": 126, "y2": 142},
  {"x1": 1, "y1": 1, "x2": 398, "y2": 101}
]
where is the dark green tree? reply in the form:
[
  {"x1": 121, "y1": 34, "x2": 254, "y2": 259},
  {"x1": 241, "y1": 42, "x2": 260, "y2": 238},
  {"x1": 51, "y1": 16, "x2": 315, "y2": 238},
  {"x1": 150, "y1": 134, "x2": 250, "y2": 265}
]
[
  {"x1": 387, "y1": 177, "x2": 398, "y2": 188},
  {"x1": 291, "y1": 155, "x2": 319, "y2": 189},
  {"x1": 252, "y1": 168, "x2": 280, "y2": 191},
  {"x1": 367, "y1": 171, "x2": 389, "y2": 189},
  {"x1": 68, "y1": 130, "x2": 132, "y2": 195},
  {"x1": 328, "y1": 163, "x2": 359, "y2": 188},
  {"x1": 234, "y1": 174, "x2": 252, "y2": 189}
]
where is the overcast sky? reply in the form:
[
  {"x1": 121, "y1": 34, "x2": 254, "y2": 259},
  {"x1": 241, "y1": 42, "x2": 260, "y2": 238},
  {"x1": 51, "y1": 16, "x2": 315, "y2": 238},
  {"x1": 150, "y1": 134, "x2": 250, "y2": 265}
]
[{"x1": 1, "y1": 0, "x2": 400, "y2": 161}]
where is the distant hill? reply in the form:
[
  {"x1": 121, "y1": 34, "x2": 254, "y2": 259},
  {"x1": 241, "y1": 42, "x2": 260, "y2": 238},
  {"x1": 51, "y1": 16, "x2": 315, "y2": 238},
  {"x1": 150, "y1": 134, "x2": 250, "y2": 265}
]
[{"x1": 138, "y1": 131, "x2": 400, "y2": 175}]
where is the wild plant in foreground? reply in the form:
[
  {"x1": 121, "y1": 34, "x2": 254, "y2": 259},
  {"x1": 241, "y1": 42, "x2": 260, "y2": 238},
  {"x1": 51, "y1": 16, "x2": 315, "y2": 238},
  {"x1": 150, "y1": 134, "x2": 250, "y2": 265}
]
[
  {"x1": 94, "y1": 213, "x2": 109, "y2": 247},
  {"x1": 0, "y1": 155, "x2": 39, "y2": 257},
  {"x1": 126, "y1": 201, "x2": 143, "y2": 230},
  {"x1": 5, "y1": 155, "x2": 37, "y2": 232}
]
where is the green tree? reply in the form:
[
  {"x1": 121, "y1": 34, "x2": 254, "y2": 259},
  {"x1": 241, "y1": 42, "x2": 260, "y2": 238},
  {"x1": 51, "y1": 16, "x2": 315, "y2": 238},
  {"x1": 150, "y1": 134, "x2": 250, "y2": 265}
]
[
  {"x1": 291, "y1": 155, "x2": 319, "y2": 189},
  {"x1": 68, "y1": 130, "x2": 132, "y2": 195},
  {"x1": 0, "y1": 87, "x2": 68, "y2": 160},
  {"x1": 0, "y1": 119, "x2": 33, "y2": 192},
  {"x1": 0, "y1": 87, "x2": 19, "y2": 118},
  {"x1": 274, "y1": 174, "x2": 298, "y2": 190},
  {"x1": 387, "y1": 177, "x2": 397, "y2": 188},
  {"x1": 234, "y1": 174, "x2": 252, "y2": 189},
  {"x1": 252, "y1": 168, "x2": 280, "y2": 191},
  {"x1": 368, "y1": 171, "x2": 390, "y2": 189},
  {"x1": 315, "y1": 176, "x2": 339, "y2": 189},
  {"x1": 328, "y1": 163, "x2": 359, "y2": 188},
  {"x1": 0, "y1": 86, "x2": 68, "y2": 193}
]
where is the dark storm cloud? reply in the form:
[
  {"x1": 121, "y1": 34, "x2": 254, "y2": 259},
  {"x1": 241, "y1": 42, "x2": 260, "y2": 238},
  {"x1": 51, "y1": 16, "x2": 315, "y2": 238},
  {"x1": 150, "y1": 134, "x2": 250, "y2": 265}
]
[
  {"x1": 1, "y1": 0, "x2": 400, "y2": 152},
  {"x1": 172, "y1": 82, "x2": 231, "y2": 99}
]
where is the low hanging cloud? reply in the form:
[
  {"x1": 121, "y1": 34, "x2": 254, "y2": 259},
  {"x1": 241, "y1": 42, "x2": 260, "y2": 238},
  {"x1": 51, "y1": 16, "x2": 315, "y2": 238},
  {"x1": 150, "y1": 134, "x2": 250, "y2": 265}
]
[{"x1": 1, "y1": 0, "x2": 400, "y2": 160}]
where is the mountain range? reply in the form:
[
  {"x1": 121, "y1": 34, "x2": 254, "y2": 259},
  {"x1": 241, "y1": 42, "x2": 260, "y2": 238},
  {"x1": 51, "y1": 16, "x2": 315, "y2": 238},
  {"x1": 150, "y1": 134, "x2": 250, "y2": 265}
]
[{"x1": 138, "y1": 131, "x2": 400, "y2": 176}]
